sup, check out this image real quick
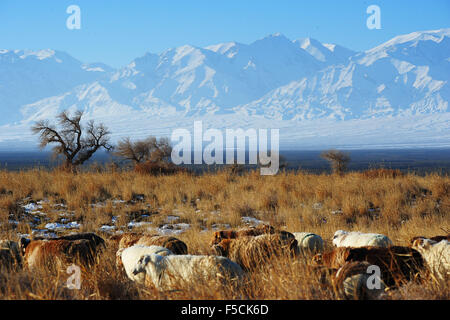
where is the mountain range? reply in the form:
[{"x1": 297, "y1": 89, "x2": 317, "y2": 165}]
[{"x1": 1, "y1": 28, "x2": 449, "y2": 150}]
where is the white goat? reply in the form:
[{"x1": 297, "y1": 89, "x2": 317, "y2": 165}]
[
  {"x1": 412, "y1": 239, "x2": 449, "y2": 282},
  {"x1": 332, "y1": 230, "x2": 392, "y2": 248},
  {"x1": 292, "y1": 232, "x2": 324, "y2": 255},
  {"x1": 132, "y1": 253, "x2": 245, "y2": 290},
  {"x1": 119, "y1": 245, "x2": 173, "y2": 283}
]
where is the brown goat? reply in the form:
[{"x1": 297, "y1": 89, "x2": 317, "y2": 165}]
[
  {"x1": 210, "y1": 224, "x2": 281, "y2": 245},
  {"x1": 312, "y1": 247, "x2": 351, "y2": 269},
  {"x1": 32, "y1": 233, "x2": 106, "y2": 256},
  {"x1": 108, "y1": 234, "x2": 124, "y2": 248},
  {"x1": 117, "y1": 233, "x2": 143, "y2": 250},
  {"x1": 22, "y1": 233, "x2": 105, "y2": 266},
  {"x1": 117, "y1": 233, "x2": 188, "y2": 254},
  {"x1": 23, "y1": 239, "x2": 95, "y2": 271},
  {"x1": 313, "y1": 246, "x2": 425, "y2": 287},
  {"x1": 54, "y1": 233, "x2": 105, "y2": 249},
  {"x1": 115, "y1": 233, "x2": 188, "y2": 270},
  {"x1": 212, "y1": 233, "x2": 298, "y2": 271},
  {"x1": 135, "y1": 235, "x2": 188, "y2": 255}
]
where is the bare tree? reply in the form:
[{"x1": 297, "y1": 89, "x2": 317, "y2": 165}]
[
  {"x1": 31, "y1": 110, "x2": 112, "y2": 169},
  {"x1": 114, "y1": 136, "x2": 172, "y2": 164},
  {"x1": 320, "y1": 149, "x2": 350, "y2": 175}
]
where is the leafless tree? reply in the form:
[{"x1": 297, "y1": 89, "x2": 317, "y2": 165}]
[
  {"x1": 320, "y1": 149, "x2": 350, "y2": 175},
  {"x1": 31, "y1": 110, "x2": 112, "y2": 169},
  {"x1": 114, "y1": 136, "x2": 172, "y2": 164}
]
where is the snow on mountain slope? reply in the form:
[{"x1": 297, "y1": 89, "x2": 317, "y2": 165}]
[
  {"x1": 102, "y1": 33, "x2": 324, "y2": 116},
  {"x1": 359, "y1": 28, "x2": 450, "y2": 78},
  {"x1": 294, "y1": 38, "x2": 355, "y2": 65},
  {"x1": 20, "y1": 82, "x2": 133, "y2": 122},
  {"x1": 0, "y1": 29, "x2": 449, "y2": 149},
  {"x1": 0, "y1": 49, "x2": 114, "y2": 124},
  {"x1": 237, "y1": 29, "x2": 449, "y2": 120}
]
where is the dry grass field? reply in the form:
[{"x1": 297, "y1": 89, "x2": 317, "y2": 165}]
[{"x1": 0, "y1": 167, "x2": 449, "y2": 300}]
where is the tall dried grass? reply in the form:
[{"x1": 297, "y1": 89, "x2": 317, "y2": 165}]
[{"x1": 0, "y1": 168, "x2": 448, "y2": 299}]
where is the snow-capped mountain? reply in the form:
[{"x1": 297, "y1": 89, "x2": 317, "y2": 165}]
[
  {"x1": 103, "y1": 33, "x2": 325, "y2": 117},
  {"x1": 0, "y1": 49, "x2": 115, "y2": 124},
  {"x1": 239, "y1": 29, "x2": 449, "y2": 120},
  {"x1": 0, "y1": 28, "x2": 449, "y2": 149}
]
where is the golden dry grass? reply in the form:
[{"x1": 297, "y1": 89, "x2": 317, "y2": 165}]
[{"x1": 0, "y1": 167, "x2": 449, "y2": 300}]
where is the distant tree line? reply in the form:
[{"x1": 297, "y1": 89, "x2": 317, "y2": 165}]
[
  {"x1": 31, "y1": 109, "x2": 351, "y2": 174},
  {"x1": 31, "y1": 109, "x2": 174, "y2": 173}
]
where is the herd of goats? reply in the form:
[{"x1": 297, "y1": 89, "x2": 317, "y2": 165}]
[{"x1": 0, "y1": 225, "x2": 449, "y2": 300}]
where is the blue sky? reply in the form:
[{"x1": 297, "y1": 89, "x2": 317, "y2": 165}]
[{"x1": 0, "y1": 0, "x2": 449, "y2": 67}]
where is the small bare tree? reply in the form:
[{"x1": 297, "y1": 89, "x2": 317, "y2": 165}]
[
  {"x1": 31, "y1": 110, "x2": 112, "y2": 169},
  {"x1": 114, "y1": 136, "x2": 172, "y2": 164},
  {"x1": 320, "y1": 149, "x2": 350, "y2": 175}
]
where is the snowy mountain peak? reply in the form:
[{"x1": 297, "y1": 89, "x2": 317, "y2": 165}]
[
  {"x1": 367, "y1": 28, "x2": 450, "y2": 54},
  {"x1": 295, "y1": 37, "x2": 330, "y2": 62},
  {"x1": 1, "y1": 28, "x2": 449, "y2": 150},
  {"x1": 358, "y1": 28, "x2": 450, "y2": 68},
  {"x1": 252, "y1": 33, "x2": 293, "y2": 47},
  {"x1": 173, "y1": 44, "x2": 203, "y2": 59},
  {"x1": 296, "y1": 37, "x2": 323, "y2": 49},
  {"x1": 293, "y1": 38, "x2": 355, "y2": 64},
  {"x1": 322, "y1": 43, "x2": 336, "y2": 52},
  {"x1": 205, "y1": 42, "x2": 237, "y2": 54}
]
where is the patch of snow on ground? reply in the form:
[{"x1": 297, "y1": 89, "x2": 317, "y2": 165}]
[
  {"x1": 100, "y1": 225, "x2": 116, "y2": 232},
  {"x1": 45, "y1": 221, "x2": 81, "y2": 230},
  {"x1": 166, "y1": 215, "x2": 180, "y2": 223},
  {"x1": 242, "y1": 216, "x2": 264, "y2": 226},
  {"x1": 155, "y1": 223, "x2": 190, "y2": 235},
  {"x1": 22, "y1": 203, "x2": 43, "y2": 212},
  {"x1": 31, "y1": 230, "x2": 58, "y2": 238},
  {"x1": 312, "y1": 202, "x2": 323, "y2": 210},
  {"x1": 127, "y1": 221, "x2": 152, "y2": 228}
]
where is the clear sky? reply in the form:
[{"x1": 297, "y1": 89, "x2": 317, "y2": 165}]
[{"x1": 0, "y1": 0, "x2": 449, "y2": 67}]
